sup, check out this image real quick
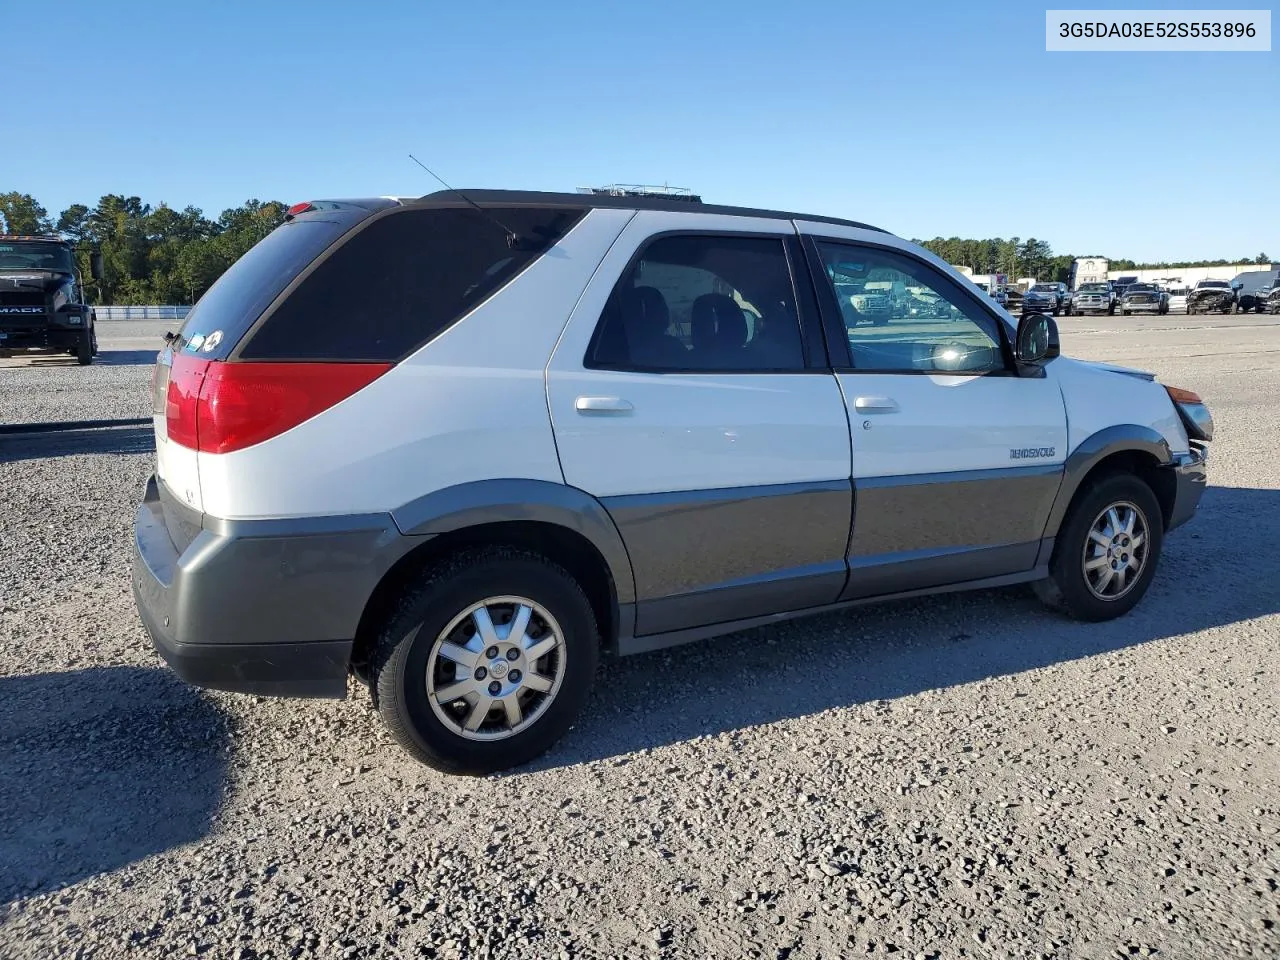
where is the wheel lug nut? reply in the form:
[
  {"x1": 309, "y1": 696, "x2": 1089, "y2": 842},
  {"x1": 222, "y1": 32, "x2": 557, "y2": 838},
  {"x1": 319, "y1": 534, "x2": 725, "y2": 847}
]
[
  {"x1": 474, "y1": 667, "x2": 487, "y2": 681},
  {"x1": 486, "y1": 646, "x2": 499, "y2": 659},
  {"x1": 488, "y1": 681, "x2": 501, "y2": 695},
  {"x1": 509, "y1": 670, "x2": 522, "y2": 683},
  {"x1": 506, "y1": 648, "x2": 520, "y2": 661}
]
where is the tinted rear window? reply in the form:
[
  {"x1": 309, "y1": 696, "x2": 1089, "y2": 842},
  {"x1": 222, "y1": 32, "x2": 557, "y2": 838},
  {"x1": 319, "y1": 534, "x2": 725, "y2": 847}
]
[
  {"x1": 176, "y1": 218, "x2": 352, "y2": 359},
  {"x1": 236, "y1": 206, "x2": 586, "y2": 362}
]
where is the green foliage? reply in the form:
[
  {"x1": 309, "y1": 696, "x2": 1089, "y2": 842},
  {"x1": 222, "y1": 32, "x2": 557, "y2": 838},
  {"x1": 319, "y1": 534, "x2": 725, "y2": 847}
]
[
  {"x1": 2, "y1": 191, "x2": 287, "y2": 305},
  {"x1": 0, "y1": 192, "x2": 53, "y2": 234}
]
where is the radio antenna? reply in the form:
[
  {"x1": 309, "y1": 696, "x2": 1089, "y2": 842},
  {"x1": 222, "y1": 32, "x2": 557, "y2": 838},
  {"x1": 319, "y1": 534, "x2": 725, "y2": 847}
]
[{"x1": 408, "y1": 154, "x2": 522, "y2": 248}]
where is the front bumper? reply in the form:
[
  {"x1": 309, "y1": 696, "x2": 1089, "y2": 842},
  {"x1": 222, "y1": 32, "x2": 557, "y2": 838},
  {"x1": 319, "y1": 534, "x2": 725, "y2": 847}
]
[
  {"x1": 1074, "y1": 298, "x2": 1111, "y2": 313},
  {"x1": 0, "y1": 321, "x2": 87, "y2": 351},
  {"x1": 1122, "y1": 301, "x2": 1163, "y2": 313},
  {"x1": 1187, "y1": 296, "x2": 1232, "y2": 312},
  {"x1": 1167, "y1": 444, "x2": 1208, "y2": 532},
  {"x1": 131, "y1": 474, "x2": 419, "y2": 698}
]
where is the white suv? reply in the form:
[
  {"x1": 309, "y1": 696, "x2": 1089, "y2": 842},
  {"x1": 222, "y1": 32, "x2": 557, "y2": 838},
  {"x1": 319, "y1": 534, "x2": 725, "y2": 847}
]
[{"x1": 132, "y1": 190, "x2": 1213, "y2": 773}]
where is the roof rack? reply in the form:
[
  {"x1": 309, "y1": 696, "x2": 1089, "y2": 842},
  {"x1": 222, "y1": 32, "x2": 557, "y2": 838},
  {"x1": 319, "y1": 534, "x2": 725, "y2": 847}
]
[
  {"x1": 576, "y1": 184, "x2": 703, "y2": 203},
  {"x1": 0, "y1": 234, "x2": 68, "y2": 242}
]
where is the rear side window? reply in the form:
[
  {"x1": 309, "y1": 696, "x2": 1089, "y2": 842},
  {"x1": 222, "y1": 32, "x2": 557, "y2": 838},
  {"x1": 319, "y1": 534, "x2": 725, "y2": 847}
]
[
  {"x1": 237, "y1": 206, "x2": 585, "y2": 361},
  {"x1": 177, "y1": 218, "x2": 351, "y2": 359},
  {"x1": 586, "y1": 234, "x2": 806, "y2": 372}
]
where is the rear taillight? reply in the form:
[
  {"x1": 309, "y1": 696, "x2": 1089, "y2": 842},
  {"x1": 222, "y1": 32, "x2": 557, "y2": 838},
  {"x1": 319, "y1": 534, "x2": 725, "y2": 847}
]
[
  {"x1": 165, "y1": 353, "x2": 210, "y2": 448},
  {"x1": 164, "y1": 357, "x2": 392, "y2": 454}
]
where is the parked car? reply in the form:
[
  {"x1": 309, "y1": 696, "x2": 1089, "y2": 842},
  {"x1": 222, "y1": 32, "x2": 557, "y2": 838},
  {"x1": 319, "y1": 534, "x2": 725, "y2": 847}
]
[
  {"x1": 1265, "y1": 278, "x2": 1280, "y2": 315},
  {"x1": 1165, "y1": 286, "x2": 1190, "y2": 313},
  {"x1": 1120, "y1": 283, "x2": 1169, "y2": 315},
  {"x1": 1186, "y1": 279, "x2": 1237, "y2": 314},
  {"x1": 1232, "y1": 270, "x2": 1280, "y2": 314},
  {"x1": 1071, "y1": 282, "x2": 1117, "y2": 315},
  {"x1": 131, "y1": 188, "x2": 1212, "y2": 773},
  {"x1": 1023, "y1": 282, "x2": 1068, "y2": 316}
]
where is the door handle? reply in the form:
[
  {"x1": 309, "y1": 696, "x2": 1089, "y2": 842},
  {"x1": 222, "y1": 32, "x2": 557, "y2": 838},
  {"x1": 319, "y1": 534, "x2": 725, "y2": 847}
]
[
  {"x1": 854, "y1": 396, "x2": 899, "y2": 413},
  {"x1": 575, "y1": 396, "x2": 634, "y2": 415}
]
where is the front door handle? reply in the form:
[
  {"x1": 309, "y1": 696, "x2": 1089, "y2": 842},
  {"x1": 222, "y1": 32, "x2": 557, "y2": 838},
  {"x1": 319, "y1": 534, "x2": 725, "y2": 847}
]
[
  {"x1": 854, "y1": 396, "x2": 900, "y2": 413},
  {"x1": 575, "y1": 396, "x2": 634, "y2": 415}
]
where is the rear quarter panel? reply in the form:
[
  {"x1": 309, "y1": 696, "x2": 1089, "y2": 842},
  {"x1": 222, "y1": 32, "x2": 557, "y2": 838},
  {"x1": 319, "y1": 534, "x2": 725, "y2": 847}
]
[{"x1": 198, "y1": 208, "x2": 634, "y2": 520}]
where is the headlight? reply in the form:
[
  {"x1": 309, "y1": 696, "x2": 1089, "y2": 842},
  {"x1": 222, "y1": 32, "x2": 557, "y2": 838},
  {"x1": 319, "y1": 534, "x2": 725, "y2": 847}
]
[{"x1": 1165, "y1": 385, "x2": 1214, "y2": 441}]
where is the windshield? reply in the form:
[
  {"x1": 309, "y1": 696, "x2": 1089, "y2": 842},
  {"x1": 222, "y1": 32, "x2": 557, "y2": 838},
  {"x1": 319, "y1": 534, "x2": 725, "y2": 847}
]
[
  {"x1": 1198, "y1": 281, "x2": 1228, "y2": 288},
  {"x1": 1080, "y1": 283, "x2": 1107, "y2": 292},
  {"x1": 1127, "y1": 285, "x2": 1155, "y2": 292},
  {"x1": 0, "y1": 241, "x2": 75, "y2": 273},
  {"x1": 1030, "y1": 284, "x2": 1056, "y2": 292}
]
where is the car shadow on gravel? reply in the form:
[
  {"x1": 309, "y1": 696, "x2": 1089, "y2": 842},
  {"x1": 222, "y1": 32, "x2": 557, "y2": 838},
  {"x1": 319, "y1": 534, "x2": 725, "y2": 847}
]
[
  {"x1": 27, "y1": 349, "x2": 157, "y2": 367},
  {"x1": 0, "y1": 426, "x2": 154, "y2": 464},
  {"x1": 0, "y1": 666, "x2": 229, "y2": 905},
  {"x1": 526, "y1": 484, "x2": 1280, "y2": 772}
]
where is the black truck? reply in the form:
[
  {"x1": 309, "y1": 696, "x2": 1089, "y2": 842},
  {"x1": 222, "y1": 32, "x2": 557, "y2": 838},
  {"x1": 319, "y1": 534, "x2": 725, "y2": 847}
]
[{"x1": 0, "y1": 235, "x2": 102, "y2": 365}]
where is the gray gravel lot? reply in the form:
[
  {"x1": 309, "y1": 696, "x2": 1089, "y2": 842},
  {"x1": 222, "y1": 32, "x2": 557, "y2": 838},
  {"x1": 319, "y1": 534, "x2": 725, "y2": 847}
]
[{"x1": 1, "y1": 316, "x2": 1277, "y2": 959}]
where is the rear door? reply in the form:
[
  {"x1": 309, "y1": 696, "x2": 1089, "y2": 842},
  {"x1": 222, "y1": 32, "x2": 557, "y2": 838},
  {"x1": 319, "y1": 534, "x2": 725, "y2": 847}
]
[
  {"x1": 547, "y1": 212, "x2": 853, "y2": 637},
  {"x1": 800, "y1": 227, "x2": 1068, "y2": 598}
]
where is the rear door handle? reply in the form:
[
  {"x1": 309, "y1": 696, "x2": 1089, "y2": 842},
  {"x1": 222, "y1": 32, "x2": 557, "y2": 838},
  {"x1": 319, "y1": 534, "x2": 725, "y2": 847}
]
[
  {"x1": 575, "y1": 396, "x2": 634, "y2": 415},
  {"x1": 854, "y1": 396, "x2": 900, "y2": 413}
]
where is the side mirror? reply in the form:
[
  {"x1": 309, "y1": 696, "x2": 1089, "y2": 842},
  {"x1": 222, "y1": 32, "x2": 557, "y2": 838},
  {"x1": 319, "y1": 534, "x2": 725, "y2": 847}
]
[
  {"x1": 90, "y1": 252, "x2": 104, "y2": 280},
  {"x1": 1015, "y1": 311, "x2": 1060, "y2": 365}
]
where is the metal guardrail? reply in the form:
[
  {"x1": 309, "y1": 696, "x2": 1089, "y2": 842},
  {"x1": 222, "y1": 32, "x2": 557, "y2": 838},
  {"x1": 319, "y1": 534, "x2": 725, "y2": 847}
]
[{"x1": 93, "y1": 305, "x2": 191, "y2": 321}]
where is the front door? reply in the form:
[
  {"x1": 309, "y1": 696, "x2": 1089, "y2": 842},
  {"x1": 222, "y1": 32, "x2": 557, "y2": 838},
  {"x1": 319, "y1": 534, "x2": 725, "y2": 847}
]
[
  {"x1": 547, "y1": 215, "x2": 853, "y2": 637},
  {"x1": 804, "y1": 235, "x2": 1068, "y2": 598}
]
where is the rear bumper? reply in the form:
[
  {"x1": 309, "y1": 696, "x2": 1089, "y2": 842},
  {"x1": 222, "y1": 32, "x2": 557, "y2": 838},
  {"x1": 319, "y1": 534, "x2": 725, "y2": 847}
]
[
  {"x1": 131, "y1": 473, "x2": 422, "y2": 698},
  {"x1": 1167, "y1": 445, "x2": 1208, "y2": 532}
]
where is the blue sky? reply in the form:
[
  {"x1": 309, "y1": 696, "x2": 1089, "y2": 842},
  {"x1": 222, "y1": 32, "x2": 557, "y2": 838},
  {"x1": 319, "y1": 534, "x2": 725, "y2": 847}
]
[{"x1": 5, "y1": 0, "x2": 1275, "y2": 261}]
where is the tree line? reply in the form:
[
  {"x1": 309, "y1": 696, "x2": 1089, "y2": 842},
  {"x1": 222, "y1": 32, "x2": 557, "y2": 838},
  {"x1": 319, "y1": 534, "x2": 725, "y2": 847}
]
[
  {"x1": 1, "y1": 190, "x2": 1271, "y2": 304},
  {"x1": 0, "y1": 191, "x2": 287, "y2": 305}
]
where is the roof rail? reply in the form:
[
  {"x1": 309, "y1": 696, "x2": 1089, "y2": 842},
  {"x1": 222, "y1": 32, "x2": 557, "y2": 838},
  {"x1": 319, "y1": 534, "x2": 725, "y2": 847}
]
[{"x1": 576, "y1": 184, "x2": 703, "y2": 203}]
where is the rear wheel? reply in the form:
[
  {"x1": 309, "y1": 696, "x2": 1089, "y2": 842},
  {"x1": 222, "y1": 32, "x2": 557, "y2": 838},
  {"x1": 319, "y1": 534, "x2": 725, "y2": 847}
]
[
  {"x1": 1035, "y1": 473, "x2": 1164, "y2": 622},
  {"x1": 370, "y1": 547, "x2": 599, "y2": 774}
]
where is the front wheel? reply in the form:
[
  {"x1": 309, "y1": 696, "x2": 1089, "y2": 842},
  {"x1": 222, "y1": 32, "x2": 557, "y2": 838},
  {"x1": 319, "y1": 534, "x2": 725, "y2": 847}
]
[
  {"x1": 1034, "y1": 474, "x2": 1164, "y2": 622},
  {"x1": 76, "y1": 333, "x2": 94, "y2": 366},
  {"x1": 370, "y1": 547, "x2": 599, "y2": 774}
]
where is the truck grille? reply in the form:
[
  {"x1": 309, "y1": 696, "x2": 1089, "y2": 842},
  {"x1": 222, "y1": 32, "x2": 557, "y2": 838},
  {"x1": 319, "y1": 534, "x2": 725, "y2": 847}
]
[{"x1": 0, "y1": 291, "x2": 44, "y2": 307}]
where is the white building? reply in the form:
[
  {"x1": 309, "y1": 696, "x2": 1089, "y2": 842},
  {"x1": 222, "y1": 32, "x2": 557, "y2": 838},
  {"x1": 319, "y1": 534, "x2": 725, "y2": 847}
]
[{"x1": 1107, "y1": 262, "x2": 1278, "y2": 287}]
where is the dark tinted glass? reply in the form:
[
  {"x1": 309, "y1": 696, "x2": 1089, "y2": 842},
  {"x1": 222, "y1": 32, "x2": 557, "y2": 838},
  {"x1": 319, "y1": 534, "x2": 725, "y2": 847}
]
[
  {"x1": 587, "y1": 234, "x2": 805, "y2": 372},
  {"x1": 239, "y1": 206, "x2": 585, "y2": 361},
  {"x1": 177, "y1": 218, "x2": 352, "y2": 360}
]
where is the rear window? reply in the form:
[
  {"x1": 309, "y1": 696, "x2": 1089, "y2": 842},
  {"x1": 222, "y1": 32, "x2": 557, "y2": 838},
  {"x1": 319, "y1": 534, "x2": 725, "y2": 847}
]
[
  {"x1": 177, "y1": 218, "x2": 352, "y2": 359},
  {"x1": 236, "y1": 206, "x2": 586, "y2": 362}
]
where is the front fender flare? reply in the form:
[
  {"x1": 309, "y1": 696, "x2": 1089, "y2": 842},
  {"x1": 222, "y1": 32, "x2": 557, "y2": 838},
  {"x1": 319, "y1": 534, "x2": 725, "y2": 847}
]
[{"x1": 1042, "y1": 424, "x2": 1173, "y2": 537}]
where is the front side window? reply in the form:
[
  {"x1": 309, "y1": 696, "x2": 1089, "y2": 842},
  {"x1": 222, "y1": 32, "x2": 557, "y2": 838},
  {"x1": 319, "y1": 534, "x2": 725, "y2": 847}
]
[
  {"x1": 813, "y1": 241, "x2": 1006, "y2": 374},
  {"x1": 586, "y1": 234, "x2": 805, "y2": 372}
]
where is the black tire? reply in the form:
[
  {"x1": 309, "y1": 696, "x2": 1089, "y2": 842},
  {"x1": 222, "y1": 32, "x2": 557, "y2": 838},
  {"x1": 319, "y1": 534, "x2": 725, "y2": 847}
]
[
  {"x1": 873, "y1": 316, "x2": 889, "y2": 326},
  {"x1": 75, "y1": 334, "x2": 94, "y2": 366},
  {"x1": 369, "y1": 546, "x2": 599, "y2": 774},
  {"x1": 1186, "y1": 306, "x2": 1193, "y2": 315},
  {"x1": 1122, "y1": 309, "x2": 1130, "y2": 316},
  {"x1": 1107, "y1": 304, "x2": 1116, "y2": 315},
  {"x1": 1034, "y1": 473, "x2": 1164, "y2": 622}
]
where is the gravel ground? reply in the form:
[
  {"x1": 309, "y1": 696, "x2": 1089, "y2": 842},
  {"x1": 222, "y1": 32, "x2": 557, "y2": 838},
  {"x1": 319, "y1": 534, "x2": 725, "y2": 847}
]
[{"x1": 1, "y1": 317, "x2": 1277, "y2": 959}]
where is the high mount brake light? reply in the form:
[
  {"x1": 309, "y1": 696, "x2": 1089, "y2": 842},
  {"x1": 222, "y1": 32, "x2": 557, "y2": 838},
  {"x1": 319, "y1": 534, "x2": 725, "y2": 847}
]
[
  {"x1": 286, "y1": 202, "x2": 314, "y2": 217},
  {"x1": 165, "y1": 358, "x2": 393, "y2": 454}
]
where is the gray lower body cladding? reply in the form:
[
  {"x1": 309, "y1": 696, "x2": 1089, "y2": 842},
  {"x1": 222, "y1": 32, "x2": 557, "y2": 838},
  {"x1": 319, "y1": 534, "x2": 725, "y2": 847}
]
[
  {"x1": 132, "y1": 474, "x2": 424, "y2": 698},
  {"x1": 133, "y1": 437, "x2": 1208, "y2": 698}
]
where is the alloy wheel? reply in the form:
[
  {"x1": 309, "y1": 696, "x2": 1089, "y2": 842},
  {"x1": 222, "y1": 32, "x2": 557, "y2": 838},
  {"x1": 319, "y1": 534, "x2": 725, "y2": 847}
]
[
  {"x1": 1081, "y1": 501, "x2": 1149, "y2": 601},
  {"x1": 424, "y1": 596, "x2": 566, "y2": 741}
]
